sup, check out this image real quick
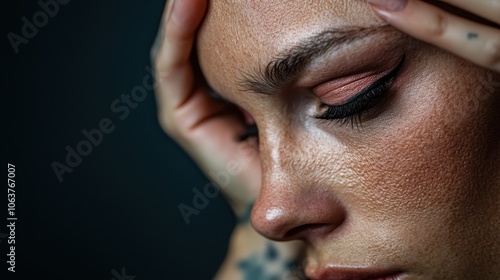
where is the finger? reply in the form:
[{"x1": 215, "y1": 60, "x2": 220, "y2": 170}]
[
  {"x1": 150, "y1": 0, "x2": 172, "y2": 63},
  {"x1": 154, "y1": 0, "x2": 208, "y2": 110},
  {"x1": 436, "y1": 0, "x2": 500, "y2": 25},
  {"x1": 368, "y1": 0, "x2": 500, "y2": 72}
]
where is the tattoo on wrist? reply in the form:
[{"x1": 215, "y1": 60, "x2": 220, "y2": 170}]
[
  {"x1": 237, "y1": 242, "x2": 295, "y2": 280},
  {"x1": 467, "y1": 32, "x2": 479, "y2": 40}
]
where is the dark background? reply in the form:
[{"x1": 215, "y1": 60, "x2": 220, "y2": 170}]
[{"x1": 1, "y1": 0, "x2": 235, "y2": 279}]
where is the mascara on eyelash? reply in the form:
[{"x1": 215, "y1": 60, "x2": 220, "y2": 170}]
[
  {"x1": 346, "y1": 55, "x2": 405, "y2": 104},
  {"x1": 316, "y1": 54, "x2": 406, "y2": 122},
  {"x1": 236, "y1": 55, "x2": 406, "y2": 141},
  {"x1": 237, "y1": 123, "x2": 258, "y2": 142}
]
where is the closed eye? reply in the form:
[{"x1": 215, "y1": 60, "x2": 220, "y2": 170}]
[
  {"x1": 236, "y1": 55, "x2": 406, "y2": 142},
  {"x1": 315, "y1": 55, "x2": 405, "y2": 128}
]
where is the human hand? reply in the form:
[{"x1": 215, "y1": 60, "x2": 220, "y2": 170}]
[
  {"x1": 367, "y1": 0, "x2": 500, "y2": 73},
  {"x1": 151, "y1": 2, "x2": 303, "y2": 278},
  {"x1": 151, "y1": 0, "x2": 261, "y2": 216}
]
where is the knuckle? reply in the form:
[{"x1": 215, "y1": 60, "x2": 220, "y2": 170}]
[
  {"x1": 158, "y1": 112, "x2": 177, "y2": 135},
  {"x1": 152, "y1": 52, "x2": 177, "y2": 83},
  {"x1": 152, "y1": 62, "x2": 173, "y2": 85},
  {"x1": 157, "y1": 112, "x2": 191, "y2": 143},
  {"x1": 426, "y1": 12, "x2": 448, "y2": 38},
  {"x1": 150, "y1": 38, "x2": 163, "y2": 65},
  {"x1": 153, "y1": 52, "x2": 167, "y2": 72},
  {"x1": 484, "y1": 36, "x2": 500, "y2": 70}
]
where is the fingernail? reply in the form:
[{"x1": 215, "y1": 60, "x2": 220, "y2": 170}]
[
  {"x1": 165, "y1": 0, "x2": 175, "y2": 23},
  {"x1": 367, "y1": 0, "x2": 408, "y2": 12}
]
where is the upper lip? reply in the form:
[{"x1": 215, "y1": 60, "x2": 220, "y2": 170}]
[{"x1": 306, "y1": 266, "x2": 404, "y2": 280}]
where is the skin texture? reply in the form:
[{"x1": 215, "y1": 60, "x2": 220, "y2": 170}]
[{"x1": 196, "y1": 0, "x2": 500, "y2": 279}]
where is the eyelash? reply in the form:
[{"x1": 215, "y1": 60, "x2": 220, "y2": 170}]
[
  {"x1": 238, "y1": 122, "x2": 259, "y2": 142},
  {"x1": 315, "y1": 78, "x2": 392, "y2": 128},
  {"x1": 238, "y1": 56, "x2": 405, "y2": 142},
  {"x1": 316, "y1": 55, "x2": 405, "y2": 128}
]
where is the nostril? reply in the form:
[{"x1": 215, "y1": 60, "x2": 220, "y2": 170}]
[
  {"x1": 252, "y1": 202, "x2": 346, "y2": 241},
  {"x1": 284, "y1": 218, "x2": 346, "y2": 241},
  {"x1": 251, "y1": 188, "x2": 347, "y2": 242},
  {"x1": 285, "y1": 224, "x2": 329, "y2": 240}
]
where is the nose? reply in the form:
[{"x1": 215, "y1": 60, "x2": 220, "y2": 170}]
[{"x1": 251, "y1": 169, "x2": 346, "y2": 242}]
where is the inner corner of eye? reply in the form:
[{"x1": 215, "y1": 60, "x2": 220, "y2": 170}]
[{"x1": 315, "y1": 100, "x2": 331, "y2": 110}]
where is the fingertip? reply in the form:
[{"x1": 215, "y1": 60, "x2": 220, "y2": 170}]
[
  {"x1": 366, "y1": 0, "x2": 422, "y2": 33},
  {"x1": 366, "y1": 0, "x2": 408, "y2": 13},
  {"x1": 369, "y1": 6, "x2": 394, "y2": 23}
]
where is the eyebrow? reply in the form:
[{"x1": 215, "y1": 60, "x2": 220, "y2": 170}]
[{"x1": 238, "y1": 25, "x2": 391, "y2": 95}]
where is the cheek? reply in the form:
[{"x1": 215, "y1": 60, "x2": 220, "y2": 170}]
[{"x1": 342, "y1": 53, "x2": 500, "y2": 225}]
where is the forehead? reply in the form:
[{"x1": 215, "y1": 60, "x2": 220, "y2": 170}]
[{"x1": 197, "y1": 0, "x2": 382, "y2": 99}]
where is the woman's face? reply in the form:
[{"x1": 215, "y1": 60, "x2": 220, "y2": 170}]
[{"x1": 197, "y1": 0, "x2": 500, "y2": 278}]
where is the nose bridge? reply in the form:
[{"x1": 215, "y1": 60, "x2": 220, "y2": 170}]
[
  {"x1": 251, "y1": 128, "x2": 346, "y2": 241},
  {"x1": 259, "y1": 126, "x2": 297, "y2": 182}
]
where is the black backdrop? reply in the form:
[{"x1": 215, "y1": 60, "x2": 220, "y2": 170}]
[{"x1": 1, "y1": 0, "x2": 235, "y2": 279}]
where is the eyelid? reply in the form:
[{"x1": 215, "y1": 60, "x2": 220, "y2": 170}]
[
  {"x1": 315, "y1": 55, "x2": 406, "y2": 124},
  {"x1": 313, "y1": 55, "x2": 406, "y2": 106},
  {"x1": 313, "y1": 72, "x2": 384, "y2": 105}
]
